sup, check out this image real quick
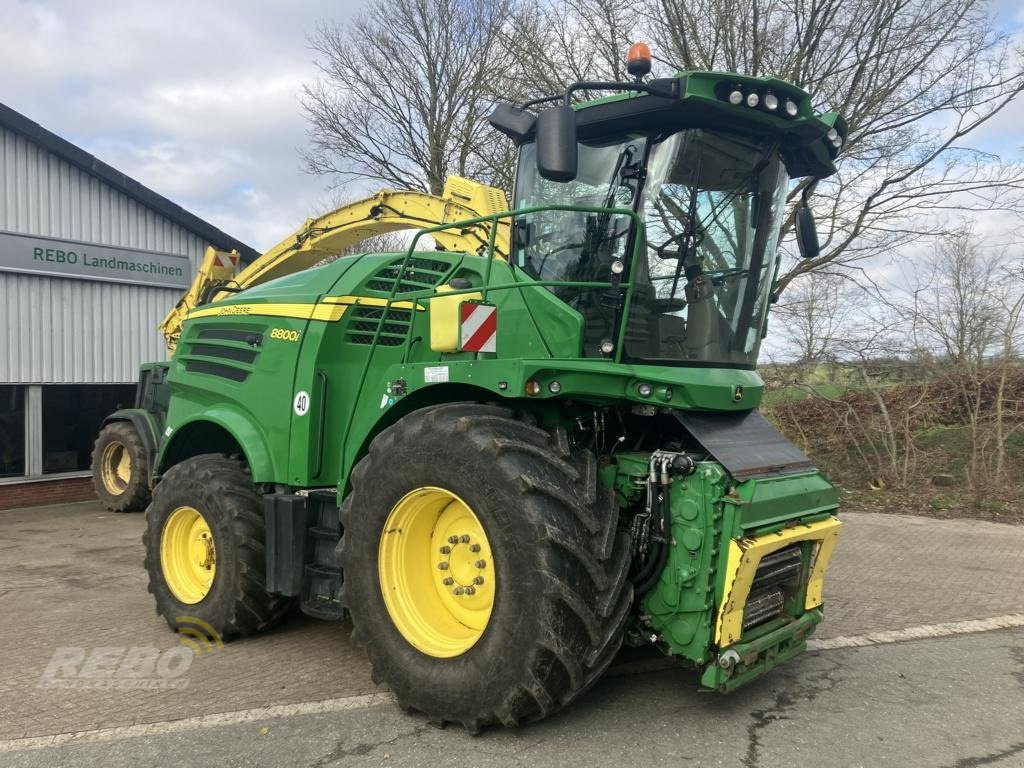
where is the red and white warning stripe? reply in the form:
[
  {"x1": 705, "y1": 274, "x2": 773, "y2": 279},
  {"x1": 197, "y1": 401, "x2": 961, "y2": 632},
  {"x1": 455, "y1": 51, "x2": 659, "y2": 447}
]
[
  {"x1": 213, "y1": 251, "x2": 239, "y2": 270},
  {"x1": 460, "y1": 303, "x2": 497, "y2": 353}
]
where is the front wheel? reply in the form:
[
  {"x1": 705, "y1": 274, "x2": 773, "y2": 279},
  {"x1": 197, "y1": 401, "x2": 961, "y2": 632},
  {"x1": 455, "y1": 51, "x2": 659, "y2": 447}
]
[{"x1": 339, "y1": 403, "x2": 632, "y2": 731}]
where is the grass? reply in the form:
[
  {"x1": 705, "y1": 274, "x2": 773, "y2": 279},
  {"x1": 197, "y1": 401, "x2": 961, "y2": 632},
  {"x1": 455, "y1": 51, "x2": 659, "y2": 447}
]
[{"x1": 761, "y1": 383, "x2": 850, "y2": 407}]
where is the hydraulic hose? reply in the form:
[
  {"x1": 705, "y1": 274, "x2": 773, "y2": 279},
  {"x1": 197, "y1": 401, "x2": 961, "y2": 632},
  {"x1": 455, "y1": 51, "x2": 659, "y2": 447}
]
[
  {"x1": 632, "y1": 479, "x2": 673, "y2": 596},
  {"x1": 629, "y1": 453, "x2": 694, "y2": 595}
]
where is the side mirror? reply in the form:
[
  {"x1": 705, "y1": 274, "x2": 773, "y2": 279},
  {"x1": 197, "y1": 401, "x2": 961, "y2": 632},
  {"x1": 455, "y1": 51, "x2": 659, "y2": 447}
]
[
  {"x1": 536, "y1": 105, "x2": 578, "y2": 182},
  {"x1": 488, "y1": 103, "x2": 536, "y2": 142},
  {"x1": 795, "y1": 184, "x2": 820, "y2": 260}
]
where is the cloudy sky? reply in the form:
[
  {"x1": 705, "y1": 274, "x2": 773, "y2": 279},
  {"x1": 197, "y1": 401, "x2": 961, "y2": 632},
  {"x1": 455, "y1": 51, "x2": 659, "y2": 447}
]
[
  {"x1": 1, "y1": 0, "x2": 1022, "y2": 254},
  {"x1": 1, "y1": 0, "x2": 368, "y2": 250}
]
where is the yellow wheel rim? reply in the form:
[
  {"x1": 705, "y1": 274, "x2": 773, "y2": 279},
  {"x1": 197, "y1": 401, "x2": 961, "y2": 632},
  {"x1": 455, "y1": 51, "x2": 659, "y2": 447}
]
[
  {"x1": 100, "y1": 440, "x2": 132, "y2": 495},
  {"x1": 160, "y1": 506, "x2": 217, "y2": 604},
  {"x1": 378, "y1": 487, "x2": 495, "y2": 658}
]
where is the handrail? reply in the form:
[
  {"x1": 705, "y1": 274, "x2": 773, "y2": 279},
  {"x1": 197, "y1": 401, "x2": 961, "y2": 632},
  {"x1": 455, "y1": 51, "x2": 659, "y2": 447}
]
[
  {"x1": 344, "y1": 205, "x2": 646, "y2": 454},
  {"x1": 391, "y1": 203, "x2": 646, "y2": 363}
]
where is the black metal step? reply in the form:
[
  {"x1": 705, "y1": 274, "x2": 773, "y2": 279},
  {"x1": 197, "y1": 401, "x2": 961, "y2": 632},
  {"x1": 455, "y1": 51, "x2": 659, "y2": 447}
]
[{"x1": 300, "y1": 490, "x2": 345, "y2": 620}]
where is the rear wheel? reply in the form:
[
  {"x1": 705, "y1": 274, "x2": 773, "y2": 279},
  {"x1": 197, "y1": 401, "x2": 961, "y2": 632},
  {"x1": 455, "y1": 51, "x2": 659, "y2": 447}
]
[
  {"x1": 91, "y1": 422, "x2": 150, "y2": 512},
  {"x1": 143, "y1": 454, "x2": 293, "y2": 638},
  {"x1": 339, "y1": 403, "x2": 632, "y2": 731}
]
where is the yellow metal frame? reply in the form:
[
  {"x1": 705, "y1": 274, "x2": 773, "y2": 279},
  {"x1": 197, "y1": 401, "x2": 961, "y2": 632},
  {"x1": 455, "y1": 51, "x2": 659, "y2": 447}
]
[
  {"x1": 715, "y1": 517, "x2": 842, "y2": 647},
  {"x1": 184, "y1": 295, "x2": 427, "y2": 324},
  {"x1": 319, "y1": 296, "x2": 425, "y2": 311},
  {"x1": 161, "y1": 176, "x2": 509, "y2": 351},
  {"x1": 186, "y1": 302, "x2": 348, "y2": 323}
]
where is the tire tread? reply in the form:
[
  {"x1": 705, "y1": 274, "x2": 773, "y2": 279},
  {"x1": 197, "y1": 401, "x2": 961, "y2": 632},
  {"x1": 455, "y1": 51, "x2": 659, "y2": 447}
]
[
  {"x1": 339, "y1": 403, "x2": 632, "y2": 730},
  {"x1": 142, "y1": 454, "x2": 293, "y2": 638}
]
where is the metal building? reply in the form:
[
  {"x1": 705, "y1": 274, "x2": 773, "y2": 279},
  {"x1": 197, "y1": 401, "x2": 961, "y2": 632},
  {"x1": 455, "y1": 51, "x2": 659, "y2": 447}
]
[{"x1": 0, "y1": 103, "x2": 257, "y2": 500}]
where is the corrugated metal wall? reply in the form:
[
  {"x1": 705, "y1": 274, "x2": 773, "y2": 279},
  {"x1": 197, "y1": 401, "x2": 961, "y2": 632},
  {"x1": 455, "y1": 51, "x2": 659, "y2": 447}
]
[{"x1": 0, "y1": 125, "x2": 211, "y2": 383}]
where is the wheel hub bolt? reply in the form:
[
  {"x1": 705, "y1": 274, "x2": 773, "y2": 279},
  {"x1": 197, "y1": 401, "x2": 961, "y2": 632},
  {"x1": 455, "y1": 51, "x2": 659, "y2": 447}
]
[
  {"x1": 469, "y1": 544, "x2": 481, "y2": 553},
  {"x1": 439, "y1": 546, "x2": 451, "y2": 554},
  {"x1": 473, "y1": 576, "x2": 485, "y2": 585},
  {"x1": 475, "y1": 560, "x2": 486, "y2": 569},
  {"x1": 453, "y1": 587, "x2": 465, "y2": 595},
  {"x1": 464, "y1": 586, "x2": 476, "y2": 595},
  {"x1": 437, "y1": 562, "x2": 449, "y2": 570},
  {"x1": 447, "y1": 535, "x2": 459, "y2": 544},
  {"x1": 442, "y1": 577, "x2": 454, "y2": 586},
  {"x1": 459, "y1": 534, "x2": 471, "y2": 543}
]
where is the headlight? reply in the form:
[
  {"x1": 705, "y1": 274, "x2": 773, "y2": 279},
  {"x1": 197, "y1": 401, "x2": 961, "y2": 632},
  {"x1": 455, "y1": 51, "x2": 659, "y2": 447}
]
[
  {"x1": 728, "y1": 90, "x2": 743, "y2": 105},
  {"x1": 764, "y1": 93, "x2": 779, "y2": 111},
  {"x1": 784, "y1": 99, "x2": 798, "y2": 116},
  {"x1": 746, "y1": 93, "x2": 759, "y2": 108}
]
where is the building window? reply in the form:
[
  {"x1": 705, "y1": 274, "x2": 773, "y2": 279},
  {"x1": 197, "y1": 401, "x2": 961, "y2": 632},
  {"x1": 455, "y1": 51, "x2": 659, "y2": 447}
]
[
  {"x1": 41, "y1": 385, "x2": 136, "y2": 474},
  {"x1": 0, "y1": 386, "x2": 26, "y2": 477}
]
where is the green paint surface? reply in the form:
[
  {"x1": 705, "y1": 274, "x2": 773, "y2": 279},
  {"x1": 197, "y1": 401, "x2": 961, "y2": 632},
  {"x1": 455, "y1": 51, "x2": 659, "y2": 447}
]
[{"x1": 150, "y1": 69, "x2": 846, "y2": 693}]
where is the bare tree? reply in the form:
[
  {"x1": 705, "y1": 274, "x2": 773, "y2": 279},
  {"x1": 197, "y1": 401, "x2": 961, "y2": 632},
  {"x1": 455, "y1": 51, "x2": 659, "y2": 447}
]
[
  {"x1": 642, "y1": 0, "x2": 1024, "y2": 292},
  {"x1": 501, "y1": 0, "x2": 1024, "y2": 292},
  {"x1": 504, "y1": 0, "x2": 636, "y2": 94},
  {"x1": 991, "y1": 260, "x2": 1024, "y2": 481},
  {"x1": 303, "y1": 0, "x2": 1023, "y2": 297},
  {"x1": 897, "y1": 230, "x2": 1024, "y2": 489},
  {"x1": 908, "y1": 229, "x2": 1003, "y2": 366},
  {"x1": 771, "y1": 270, "x2": 858, "y2": 372},
  {"x1": 301, "y1": 0, "x2": 518, "y2": 196},
  {"x1": 768, "y1": 301, "x2": 937, "y2": 490}
]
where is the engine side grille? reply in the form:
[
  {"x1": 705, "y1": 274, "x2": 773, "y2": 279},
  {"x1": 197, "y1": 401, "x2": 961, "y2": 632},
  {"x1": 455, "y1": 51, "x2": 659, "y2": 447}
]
[
  {"x1": 180, "y1": 325, "x2": 263, "y2": 382},
  {"x1": 184, "y1": 359, "x2": 249, "y2": 382},
  {"x1": 196, "y1": 327, "x2": 264, "y2": 346},
  {"x1": 364, "y1": 257, "x2": 451, "y2": 295},
  {"x1": 345, "y1": 306, "x2": 413, "y2": 347}
]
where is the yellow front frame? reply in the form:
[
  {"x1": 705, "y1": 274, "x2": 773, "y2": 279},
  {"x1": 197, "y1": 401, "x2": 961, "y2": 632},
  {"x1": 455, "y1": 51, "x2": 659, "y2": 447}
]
[{"x1": 715, "y1": 517, "x2": 842, "y2": 647}]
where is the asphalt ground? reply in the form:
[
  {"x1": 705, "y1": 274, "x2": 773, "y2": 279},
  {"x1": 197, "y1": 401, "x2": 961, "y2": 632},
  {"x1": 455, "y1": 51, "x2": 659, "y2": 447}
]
[
  {"x1": 1, "y1": 500, "x2": 1023, "y2": 765},
  {"x1": 3, "y1": 629, "x2": 1023, "y2": 767}
]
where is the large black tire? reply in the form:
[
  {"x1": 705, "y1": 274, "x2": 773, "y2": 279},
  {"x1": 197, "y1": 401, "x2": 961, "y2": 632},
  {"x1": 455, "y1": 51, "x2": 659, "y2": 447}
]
[
  {"x1": 339, "y1": 403, "x2": 633, "y2": 731},
  {"x1": 143, "y1": 454, "x2": 294, "y2": 638},
  {"x1": 91, "y1": 421, "x2": 150, "y2": 512}
]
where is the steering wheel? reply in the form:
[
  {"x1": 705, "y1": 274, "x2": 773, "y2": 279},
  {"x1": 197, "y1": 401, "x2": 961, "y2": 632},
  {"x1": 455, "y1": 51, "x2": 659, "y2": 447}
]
[
  {"x1": 705, "y1": 268, "x2": 749, "y2": 285},
  {"x1": 652, "y1": 232, "x2": 687, "y2": 260},
  {"x1": 532, "y1": 236, "x2": 585, "y2": 278},
  {"x1": 651, "y1": 297, "x2": 687, "y2": 313},
  {"x1": 652, "y1": 226, "x2": 705, "y2": 260}
]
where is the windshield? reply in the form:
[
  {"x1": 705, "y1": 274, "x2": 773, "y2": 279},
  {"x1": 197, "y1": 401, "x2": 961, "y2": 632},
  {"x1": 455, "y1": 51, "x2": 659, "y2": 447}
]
[
  {"x1": 514, "y1": 137, "x2": 646, "y2": 354},
  {"x1": 635, "y1": 130, "x2": 789, "y2": 367},
  {"x1": 513, "y1": 129, "x2": 790, "y2": 368}
]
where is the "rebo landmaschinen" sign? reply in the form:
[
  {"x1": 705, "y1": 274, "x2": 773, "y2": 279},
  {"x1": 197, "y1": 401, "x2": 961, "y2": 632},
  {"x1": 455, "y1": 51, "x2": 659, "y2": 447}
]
[{"x1": 0, "y1": 230, "x2": 192, "y2": 289}]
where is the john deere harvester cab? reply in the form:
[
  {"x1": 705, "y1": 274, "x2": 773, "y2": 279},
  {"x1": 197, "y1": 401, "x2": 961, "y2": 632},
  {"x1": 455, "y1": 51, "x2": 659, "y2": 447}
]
[{"x1": 142, "y1": 46, "x2": 847, "y2": 731}]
